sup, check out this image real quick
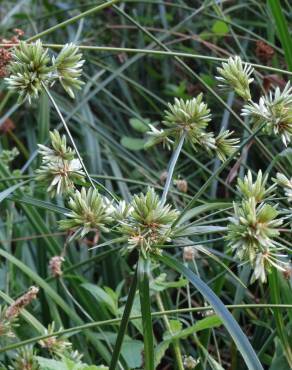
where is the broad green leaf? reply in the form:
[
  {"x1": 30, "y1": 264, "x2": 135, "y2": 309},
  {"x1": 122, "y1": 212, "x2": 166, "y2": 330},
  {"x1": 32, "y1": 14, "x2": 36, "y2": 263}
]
[
  {"x1": 129, "y1": 117, "x2": 149, "y2": 133},
  {"x1": 120, "y1": 136, "x2": 145, "y2": 151},
  {"x1": 36, "y1": 357, "x2": 108, "y2": 370},
  {"x1": 178, "y1": 203, "x2": 231, "y2": 224},
  {"x1": 154, "y1": 341, "x2": 170, "y2": 367},
  {"x1": 175, "y1": 225, "x2": 227, "y2": 237},
  {"x1": 270, "y1": 339, "x2": 290, "y2": 369},
  {"x1": 212, "y1": 20, "x2": 229, "y2": 35}
]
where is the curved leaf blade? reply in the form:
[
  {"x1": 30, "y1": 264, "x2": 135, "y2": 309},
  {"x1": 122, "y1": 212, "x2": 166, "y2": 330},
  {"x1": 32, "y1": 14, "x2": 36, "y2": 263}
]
[{"x1": 157, "y1": 253, "x2": 263, "y2": 370}]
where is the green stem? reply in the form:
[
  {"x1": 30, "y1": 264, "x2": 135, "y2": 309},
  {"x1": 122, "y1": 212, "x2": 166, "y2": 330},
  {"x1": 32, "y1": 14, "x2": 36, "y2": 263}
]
[
  {"x1": 27, "y1": 0, "x2": 119, "y2": 42},
  {"x1": 138, "y1": 256, "x2": 155, "y2": 370},
  {"x1": 110, "y1": 267, "x2": 138, "y2": 370},
  {"x1": 268, "y1": 268, "x2": 292, "y2": 367},
  {"x1": 1, "y1": 304, "x2": 292, "y2": 354},
  {"x1": 12, "y1": 43, "x2": 289, "y2": 77},
  {"x1": 156, "y1": 293, "x2": 184, "y2": 370},
  {"x1": 161, "y1": 132, "x2": 186, "y2": 205}
]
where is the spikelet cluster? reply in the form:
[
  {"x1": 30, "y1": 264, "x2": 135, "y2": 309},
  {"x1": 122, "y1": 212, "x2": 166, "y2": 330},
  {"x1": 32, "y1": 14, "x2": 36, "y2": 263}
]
[
  {"x1": 146, "y1": 95, "x2": 239, "y2": 161},
  {"x1": 9, "y1": 347, "x2": 40, "y2": 370},
  {"x1": 52, "y1": 43, "x2": 85, "y2": 98},
  {"x1": 36, "y1": 130, "x2": 85, "y2": 197},
  {"x1": 5, "y1": 41, "x2": 84, "y2": 103},
  {"x1": 116, "y1": 188, "x2": 179, "y2": 257},
  {"x1": 59, "y1": 187, "x2": 113, "y2": 240},
  {"x1": 242, "y1": 82, "x2": 292, "y2": 146},
  {"x1": 275, "y1": 173, "x2": 292, "y2": 202},
  {"x1": 226, "y1": 171, "x2": 288, "y2": 283},
  {"x1": 216, "y1": 56, "x2": 254, "y2": 101}
]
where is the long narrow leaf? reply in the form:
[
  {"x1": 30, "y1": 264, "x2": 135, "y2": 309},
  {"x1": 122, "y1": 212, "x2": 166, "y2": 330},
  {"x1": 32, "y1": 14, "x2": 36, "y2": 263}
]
[
  {"x1": 138, "y1": 256, "x2": 155, "y2": 370},
  {"x1": 157, "y1": 253, "x2": 264, "y2": 370},
  {"x1": 110, "y1": 267, "x2": 138, "y2": 370}
]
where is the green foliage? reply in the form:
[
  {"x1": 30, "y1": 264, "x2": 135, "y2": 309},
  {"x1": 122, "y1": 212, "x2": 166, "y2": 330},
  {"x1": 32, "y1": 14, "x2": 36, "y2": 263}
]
[{"x1": 0, "y1": 1, "x2": 291, "y2": 369}]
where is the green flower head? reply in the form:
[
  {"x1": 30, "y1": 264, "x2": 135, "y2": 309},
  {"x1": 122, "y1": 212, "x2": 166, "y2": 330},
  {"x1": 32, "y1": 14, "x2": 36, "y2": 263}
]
[
  {"x1": 9, "y1": 347, "x2": 40, "y2": 370},
  {"x1": 242, "y1": 82, "x2": 292, "y2": 146},
  {"x1": 59, "y1": 187, "x2": 113, "y2": 240},
  {"x1": 117, "y1": 188, "x2": 179, "y2": 257},
  {"x1": 5, "y1": 40, "x2": 53, "y2": 103},
  {"x1": 216, "y1": 56, "x2": 254, "y2": 101},
  {"x1": 162, "y1": 95, "x2": 215, "y2": 151},
  {"x1": 214, "y1": 130, "x2": 239, "y2": 162},
  {"x1": 52, "y1": 43, "x2": 85, "y2": 98},
  {"x1": 38, "y1": 130, "x2": 75, "y2": 162},
  {"x1": 237, "y1": 170, "x2": 276, "y2": 203},
  {"x1": 226, "y1": 197, "x2": 287, "y2": 283},
  {"x1": 274, "y1": 172, "x2": 292, "y2": 202},
  {"x1": 36, "y1": 130, "x2": 85, "y2": 197}
]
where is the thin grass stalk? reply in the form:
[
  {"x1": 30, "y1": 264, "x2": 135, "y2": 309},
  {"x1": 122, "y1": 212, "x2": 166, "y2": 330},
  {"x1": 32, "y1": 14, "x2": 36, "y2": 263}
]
[{"x1": 42, "y1": 83, "x2": 96, "y2": 189}]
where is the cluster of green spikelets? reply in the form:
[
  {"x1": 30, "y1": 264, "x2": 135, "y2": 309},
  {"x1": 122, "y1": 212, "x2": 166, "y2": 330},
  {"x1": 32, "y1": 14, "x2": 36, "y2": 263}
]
[
  {"x1": 4, "y1": 41, "x2": 292, "y2": 283},
  {"x1": 226, "y1": 170, "x2": 290, "y2": 283},
  {"x1": 5, "y1": 40, "x2": 84, "y2": 102}
]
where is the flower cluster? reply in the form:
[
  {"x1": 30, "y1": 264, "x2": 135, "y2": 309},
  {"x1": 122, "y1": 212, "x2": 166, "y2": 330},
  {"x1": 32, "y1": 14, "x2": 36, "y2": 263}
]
[
  {"x1": 226, "y1": 171, "x2": 288, "y2": 283},
  {"x1": 116, "y1": 188, "x2": 179, "y2": 257},
  {"x1": 216, "y1": 56, "x2": 254, "y2": 101},
  {"x1": 275, "y1": 173, "x2": 292, "y2": 202},
  {"x1": 59, "y1": 187, "x2": 113, "y2": 240},
  {"x1": 9, "y1": 347, "x2": 40, "y2": 370},
  {"x1": 52, "y1": 43, "x2": 85, "y2": 98},
  {"x1": 5, "y1": 40, "x2": 84, "y2": 103},
  {"x1": 0, "y1": 28, "x2": 24, "y2": 78},
  {"x1": 146, "y1": 95, "x2": 239, "y2": 161},
  {"x1": 0, "y1": 286, "x2": 39, "y2": 339},
  {"x1": 242, "y1": 82, "x2": 292, "y2": 146},
  {"x1": 49, "y1": 256, "x2": 64, "y2": 277},
  {"x1": 36, "y1": 130, "x2": 85, "y2": 197},
  {"x1": 237, "y1": 170, "x2": 275, "y2": 202},
  {"x1": 39, "y1": 322, "x2": 73, "y2": 358},
  {"x1": 5, "y1": 40, "x2": 52, "y2": 103}
]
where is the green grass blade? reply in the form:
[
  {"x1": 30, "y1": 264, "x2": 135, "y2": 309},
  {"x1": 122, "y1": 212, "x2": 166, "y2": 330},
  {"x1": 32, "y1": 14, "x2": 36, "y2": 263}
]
[
  {"x1": 0, "y1": 182, "x2": 26, "y2": 203},
  {"x1": 268, "y1": 0, "x2": 292, "y2": 71},
  {"x1": 110, "y1": 267, "x2": 138, "y2": 370},
  {"x1": 268, "y1": 268, "x2": 292, "y2": 367},
  {"x1": 157, "y1": 253, "x2": 264, "y2": 370},
  {"x1": 138, "y1": 256, "x2": 155, "y2": 370}
]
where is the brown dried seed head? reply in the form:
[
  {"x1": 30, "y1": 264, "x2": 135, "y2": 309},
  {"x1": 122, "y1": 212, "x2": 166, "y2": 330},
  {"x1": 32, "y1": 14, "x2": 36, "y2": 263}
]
[
  {"x1": 49, "y1": 256, "x2": 64, "y2": 277},
  {"x1": 159, "y1": 170, "x2": 168, "y2": 184},
  {"x1": 5, "y1": 286, "x2": 39, "y2": 320},
  {"x1": 175, "y1": 179, "x2": 188, "y2": 193},
  {"x1": 255, "y1": 41, "x2": 274, "y2": 62}
]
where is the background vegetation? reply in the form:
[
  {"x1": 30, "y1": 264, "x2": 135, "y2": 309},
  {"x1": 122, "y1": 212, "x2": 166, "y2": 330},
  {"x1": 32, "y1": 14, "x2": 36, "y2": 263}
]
[{"x1": 0, "y1": 1, "x2": 291, "y2": 369}]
